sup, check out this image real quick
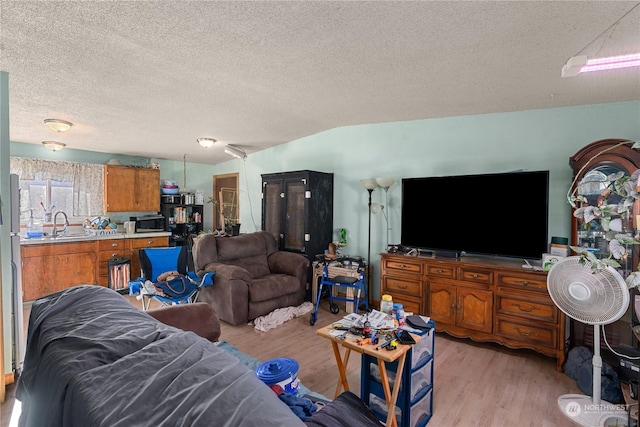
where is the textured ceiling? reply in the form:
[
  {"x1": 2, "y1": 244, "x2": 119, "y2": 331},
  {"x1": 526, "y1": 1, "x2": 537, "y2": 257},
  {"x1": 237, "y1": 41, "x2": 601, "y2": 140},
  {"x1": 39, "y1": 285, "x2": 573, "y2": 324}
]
[{"x1": 1, "y1": 1, "x2": 639, "y2": 165}]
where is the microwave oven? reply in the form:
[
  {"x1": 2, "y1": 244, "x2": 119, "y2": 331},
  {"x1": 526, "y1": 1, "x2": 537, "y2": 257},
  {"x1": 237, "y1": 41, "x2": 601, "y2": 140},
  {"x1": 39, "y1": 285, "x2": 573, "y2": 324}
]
[{"x1": 130, "y1": 215, "x2": 166, "y2": 233}]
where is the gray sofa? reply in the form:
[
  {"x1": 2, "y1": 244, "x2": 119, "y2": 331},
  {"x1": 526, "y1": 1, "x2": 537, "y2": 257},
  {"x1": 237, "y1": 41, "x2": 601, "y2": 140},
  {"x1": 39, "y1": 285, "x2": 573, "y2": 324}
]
[
  {"x1": 193, "y1": 231, "x2": 310, "y2": 325},
  {"x1": 16, "y1": 285, "x2": 383, "y2": 427}
]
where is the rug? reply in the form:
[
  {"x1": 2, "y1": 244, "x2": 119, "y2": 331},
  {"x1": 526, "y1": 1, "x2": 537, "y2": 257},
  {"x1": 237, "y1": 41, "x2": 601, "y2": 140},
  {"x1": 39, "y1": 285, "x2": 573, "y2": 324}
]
[
  {"x1": 252, "y1": 301, "x2": 314, "y2": 332},
  {"x1": 216, "y1": 340, "x2": 328, "y2": 400}
]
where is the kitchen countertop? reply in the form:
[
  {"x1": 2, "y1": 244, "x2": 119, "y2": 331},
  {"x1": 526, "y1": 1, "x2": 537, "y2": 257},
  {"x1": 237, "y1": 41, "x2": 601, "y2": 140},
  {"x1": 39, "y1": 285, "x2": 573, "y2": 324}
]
[{"x1": 20, "y1": 231, "x2": 171, "y2": 245}]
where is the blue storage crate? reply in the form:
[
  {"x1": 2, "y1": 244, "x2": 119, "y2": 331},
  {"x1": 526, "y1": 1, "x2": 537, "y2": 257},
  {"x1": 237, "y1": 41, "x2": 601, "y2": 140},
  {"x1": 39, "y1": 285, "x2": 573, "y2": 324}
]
[{"x1": 361, "y1": 320, "x2": 435, "y2": 427}]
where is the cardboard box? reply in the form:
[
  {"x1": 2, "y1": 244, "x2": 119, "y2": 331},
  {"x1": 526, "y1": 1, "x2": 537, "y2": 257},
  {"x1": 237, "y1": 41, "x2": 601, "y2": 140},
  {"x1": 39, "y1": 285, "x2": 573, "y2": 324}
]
[
  {"x1": 543, "y1": 253, "x2": 565, "y2": 271},
  {"x1": 549, "y1": 244, "x2": 570, "y2": 257}
]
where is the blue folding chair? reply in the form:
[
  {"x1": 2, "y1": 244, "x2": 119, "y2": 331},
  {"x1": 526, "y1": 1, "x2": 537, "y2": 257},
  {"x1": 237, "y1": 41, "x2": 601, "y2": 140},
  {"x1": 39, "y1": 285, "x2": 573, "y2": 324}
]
[{"x1": 129, "y1": 246, "x2": 215, "y2": 310}]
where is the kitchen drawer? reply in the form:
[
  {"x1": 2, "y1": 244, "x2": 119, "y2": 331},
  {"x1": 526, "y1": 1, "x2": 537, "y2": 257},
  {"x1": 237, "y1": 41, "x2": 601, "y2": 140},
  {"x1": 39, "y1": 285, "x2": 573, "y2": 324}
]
[
  {"x1": 382, "y1": 276, "x2": 422, "y2": 297},
  {"x1": 384, "y1": 258, "x2": 424, "y2": 276},
  {"x1": 98, "y1": 238, "x2": 126, "y2": 251},
  {"x1": 426, "y1": 263, "x2": 455, "y2": 279},
  {"x1": 497, "y1": 271, "x2": 548, "y2": 292},
  {"x1": 495, "y1": 293, "x2": 557, "y2": 323},
  {"x1": 128, "y1": 236, "x2": 169, "y2": 249},
  {"x1": 495, "y1": 317, "x2": 556, "y2": 348},
  {"x1": 459, "y1": 266, "x2": 492, "y2": 285}
]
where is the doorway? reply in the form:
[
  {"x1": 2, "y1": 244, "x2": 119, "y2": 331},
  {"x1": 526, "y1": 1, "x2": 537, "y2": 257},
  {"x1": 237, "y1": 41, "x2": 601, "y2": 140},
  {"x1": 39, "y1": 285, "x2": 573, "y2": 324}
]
[{"x1": 212, "y1": 173, "x2": 239, "y2": 231}]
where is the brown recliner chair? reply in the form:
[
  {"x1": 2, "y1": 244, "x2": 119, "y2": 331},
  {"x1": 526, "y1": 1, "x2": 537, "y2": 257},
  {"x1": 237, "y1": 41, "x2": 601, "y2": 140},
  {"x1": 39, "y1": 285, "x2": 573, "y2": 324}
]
[{"x1": 192, "y1": 231, "x2": 310, "y2": 325}]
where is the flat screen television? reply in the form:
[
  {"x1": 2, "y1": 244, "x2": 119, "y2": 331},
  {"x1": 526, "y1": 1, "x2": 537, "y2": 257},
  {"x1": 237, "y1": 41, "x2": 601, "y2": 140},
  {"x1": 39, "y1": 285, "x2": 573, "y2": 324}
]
[{"x1": 401, "y1": 170, "x2": 549, "y2": 260}]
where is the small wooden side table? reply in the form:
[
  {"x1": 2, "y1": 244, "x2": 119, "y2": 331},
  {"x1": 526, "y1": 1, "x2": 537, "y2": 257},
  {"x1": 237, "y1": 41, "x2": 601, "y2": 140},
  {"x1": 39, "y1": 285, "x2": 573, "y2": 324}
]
[{"x1": 316, "y1": 324, "x2": 419, "y2": 427}]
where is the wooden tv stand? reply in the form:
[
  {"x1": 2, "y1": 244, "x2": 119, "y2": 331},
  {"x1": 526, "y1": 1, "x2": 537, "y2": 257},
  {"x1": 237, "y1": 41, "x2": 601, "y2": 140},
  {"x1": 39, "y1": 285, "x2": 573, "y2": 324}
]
[{"x1": 380, "y1": 253, "x2": 566, "y2": 371}]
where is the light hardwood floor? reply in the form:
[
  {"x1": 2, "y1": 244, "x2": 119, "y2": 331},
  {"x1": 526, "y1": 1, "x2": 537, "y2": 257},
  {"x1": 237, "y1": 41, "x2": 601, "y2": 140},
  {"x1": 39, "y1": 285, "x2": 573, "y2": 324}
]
[{"x1": 2, "y1": 296, "x2": 582, "y2": 427}]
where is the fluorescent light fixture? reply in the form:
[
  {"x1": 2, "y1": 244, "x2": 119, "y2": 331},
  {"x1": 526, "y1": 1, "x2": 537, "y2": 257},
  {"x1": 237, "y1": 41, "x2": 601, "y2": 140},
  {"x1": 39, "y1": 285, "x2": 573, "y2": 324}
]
[
  {"x1": 224, "y1": 144, "x2": 247, "y2": 160},
  {"x1": 562, "y1": 53, "x2": 640, "y2": 77},
  {"x1": 42, "y1": 141, "x2": 66, "y2": 151},
  {"x1": 44, "y1": 119, "x2": 73, "y2": 132},
  {"x1": 197, "y1": 138, "x2": 216, "y2": 148}
]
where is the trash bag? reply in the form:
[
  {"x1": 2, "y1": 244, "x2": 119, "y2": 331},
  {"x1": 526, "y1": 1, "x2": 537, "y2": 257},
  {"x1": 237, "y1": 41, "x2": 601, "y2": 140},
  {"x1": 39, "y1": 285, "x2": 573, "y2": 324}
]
[
  {"x1": 564, "y1": 346, "x2": 593, "y2": 381},
  {"x1": 565, "y1": 345, "x2": 624, "y2": 404}
]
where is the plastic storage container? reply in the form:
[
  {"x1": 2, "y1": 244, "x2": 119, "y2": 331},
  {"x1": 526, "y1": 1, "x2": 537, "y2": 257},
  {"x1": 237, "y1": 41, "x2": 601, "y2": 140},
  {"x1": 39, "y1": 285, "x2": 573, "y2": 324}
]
[
  {"x1": 381, "y1": 294, "x2": 393, "y2": 314},
  {"x1": 256, "y1": 358, "x2": 300, "y2": 395},
  {"x1": 26, "y1": 220, "x2": 43, "y2": 238},
  {"x1": 393, "y1": 303, "x2": 405, "y2": 325}
]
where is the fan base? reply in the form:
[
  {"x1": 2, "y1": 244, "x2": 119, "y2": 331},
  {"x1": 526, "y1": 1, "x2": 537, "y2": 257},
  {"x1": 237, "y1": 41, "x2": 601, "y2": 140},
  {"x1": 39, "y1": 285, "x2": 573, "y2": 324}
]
[{"x1": 558, "y1": 394, "x2": 629, "y2": 427}]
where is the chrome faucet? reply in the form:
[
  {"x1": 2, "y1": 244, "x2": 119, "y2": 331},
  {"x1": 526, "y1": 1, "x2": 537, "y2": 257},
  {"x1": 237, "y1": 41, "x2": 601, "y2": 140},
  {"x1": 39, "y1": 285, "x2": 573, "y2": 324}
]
[{"x1": 52, "y1": 211, "x2": 69, "y2": 238}]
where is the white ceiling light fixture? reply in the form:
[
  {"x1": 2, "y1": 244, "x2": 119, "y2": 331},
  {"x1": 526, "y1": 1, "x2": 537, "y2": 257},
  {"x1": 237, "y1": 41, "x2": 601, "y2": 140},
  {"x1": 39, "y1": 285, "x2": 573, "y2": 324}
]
[
  {"x1": 561, "y1": 4, "x2": 640, "y2": 78},
  {"x1": 44, "y1": 119, "x2": 73, "y2": 132},
  {"x1": 42, "y1": 141, "x2": 66, "y2": 152},
  {"x1": 562, "y1": 53, "x2": 640, "y2": 77},
  {"x1": 197, "y1": 137, "x2": 217, "y2": 148},
  {"x1": 224, "y1": 144, "x2": 247, "y2": 160}
]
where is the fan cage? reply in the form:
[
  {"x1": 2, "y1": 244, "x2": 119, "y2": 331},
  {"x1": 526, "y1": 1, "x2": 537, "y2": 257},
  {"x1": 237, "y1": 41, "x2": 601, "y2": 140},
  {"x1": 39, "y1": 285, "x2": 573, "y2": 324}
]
[{"x1": 547, "y1": 257, "x2": 630, "y2": 325}]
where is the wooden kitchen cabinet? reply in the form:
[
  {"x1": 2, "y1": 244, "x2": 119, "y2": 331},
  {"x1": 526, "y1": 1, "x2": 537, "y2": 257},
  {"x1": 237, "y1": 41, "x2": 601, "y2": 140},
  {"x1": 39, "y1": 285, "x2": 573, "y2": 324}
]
[
  {"x1": 104, "y1": 165, "x2": 160, "y2": 212},
  {"x1": 97, "y1": 238, "x2": 128, "y2": 287},
  {"x1": 380, "y1": 253, "x2": 566, "y2": 371},
  {"x1": 21, "y1": 241, "x2": 98, "y2": 301}
]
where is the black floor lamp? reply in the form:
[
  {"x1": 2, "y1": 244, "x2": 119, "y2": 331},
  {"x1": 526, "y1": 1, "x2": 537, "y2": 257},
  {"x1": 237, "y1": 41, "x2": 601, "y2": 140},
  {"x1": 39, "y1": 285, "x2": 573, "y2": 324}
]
[{"x1": 361, "y1": 179, "x2": 378, "y2": 305}]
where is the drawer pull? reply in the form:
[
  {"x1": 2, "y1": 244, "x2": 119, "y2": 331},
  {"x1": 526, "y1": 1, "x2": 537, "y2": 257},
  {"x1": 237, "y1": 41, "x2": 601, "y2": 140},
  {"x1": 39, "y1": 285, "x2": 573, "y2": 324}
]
[
  {"x1": 513, "y1": 303, "x2": 538, "y2": 313},
  {"x1": 513, "y1": 327, "x2": 537, "y2": 337},
  {"x1": 519, "y1": 281, "x2": 530, "y2": 286},
  {"x1": 436, "y1": 269, "x2": 444, "y2": 273},
  {"x1": 111, "y1": 243, "x2": 118, "y2": 247},
  {"x1": 397, "y1": 284, "x2": 408, "y2": 289},
  {"x1": 471, "y1": 273, "x2": 479, "y2": 278},
  {"x1": 112, "y1": 253, "x2": 118, "y2": 257}
]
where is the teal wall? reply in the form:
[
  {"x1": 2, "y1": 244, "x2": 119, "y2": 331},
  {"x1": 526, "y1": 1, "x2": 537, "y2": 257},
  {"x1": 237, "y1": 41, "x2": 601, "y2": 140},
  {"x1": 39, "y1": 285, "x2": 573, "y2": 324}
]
[
  {"x1": 2, "y1": 99, "x2": 640, "y2": 376},
  {"x1": 224, "y1": 101, "x2": 640, "y2": 300}
]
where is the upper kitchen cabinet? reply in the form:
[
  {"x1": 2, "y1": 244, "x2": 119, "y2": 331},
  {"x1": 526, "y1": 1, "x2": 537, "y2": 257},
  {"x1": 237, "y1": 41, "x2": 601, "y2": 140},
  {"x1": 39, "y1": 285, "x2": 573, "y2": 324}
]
[
  {"x1": 104, "y1": 165, "x2": 160, "y2": 212},
  {"x1": 261, "y1": 170, "x2": 334, "y2": 263}
]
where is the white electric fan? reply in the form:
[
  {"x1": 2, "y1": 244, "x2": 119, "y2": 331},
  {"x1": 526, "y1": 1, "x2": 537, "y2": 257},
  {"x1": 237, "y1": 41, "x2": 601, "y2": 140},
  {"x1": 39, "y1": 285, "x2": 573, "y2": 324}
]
[{"x1": 548, "y1": 257, "x2": 630, "y2": 427}]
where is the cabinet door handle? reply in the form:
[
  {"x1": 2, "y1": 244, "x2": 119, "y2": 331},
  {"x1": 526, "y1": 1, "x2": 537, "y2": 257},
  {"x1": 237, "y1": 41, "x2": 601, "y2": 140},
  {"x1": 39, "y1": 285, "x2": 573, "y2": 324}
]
[
  {"x1": 513, "y1": 327, "x2": 536, "y2": 337},
  {"x1": 513, "y1": 303, "x2": 537, "y2": 312}
]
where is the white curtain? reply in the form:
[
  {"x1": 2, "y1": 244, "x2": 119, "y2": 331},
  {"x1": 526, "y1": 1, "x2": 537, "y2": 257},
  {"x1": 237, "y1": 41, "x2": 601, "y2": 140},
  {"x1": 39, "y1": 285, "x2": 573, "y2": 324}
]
[{"x1": 10, "y1": 157, "x2": 103, "y2": 217}]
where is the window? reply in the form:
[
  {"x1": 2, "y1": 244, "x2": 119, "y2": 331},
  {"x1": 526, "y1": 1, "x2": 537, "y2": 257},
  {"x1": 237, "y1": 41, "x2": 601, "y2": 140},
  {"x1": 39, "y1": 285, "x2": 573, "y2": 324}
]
[{"x1": 10, "y1": 157, "x2": 103, "y2": 222}]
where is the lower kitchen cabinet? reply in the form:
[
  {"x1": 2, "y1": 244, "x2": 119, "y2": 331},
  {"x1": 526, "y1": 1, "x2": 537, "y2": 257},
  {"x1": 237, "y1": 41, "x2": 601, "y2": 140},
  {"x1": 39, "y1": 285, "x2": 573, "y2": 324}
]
[
  {"x1": 21, "y1": 235, "x2": 169, "y2": 301},
  {"x1": 21, "y1": 241, "x2": 98, "y2": 301},
  {"x1": 127, "y1": 235, "x2": 169, "y2": 278},
  {"x1": 97, "y1": 238, "x2": 128, "y2": 288}
]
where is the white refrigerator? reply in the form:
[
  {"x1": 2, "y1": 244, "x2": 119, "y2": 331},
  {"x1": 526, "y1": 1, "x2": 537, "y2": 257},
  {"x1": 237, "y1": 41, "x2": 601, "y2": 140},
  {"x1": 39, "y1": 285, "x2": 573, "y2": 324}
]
[{"x1": 10, "y1": 173, "x2": 25, "y2": 375}]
